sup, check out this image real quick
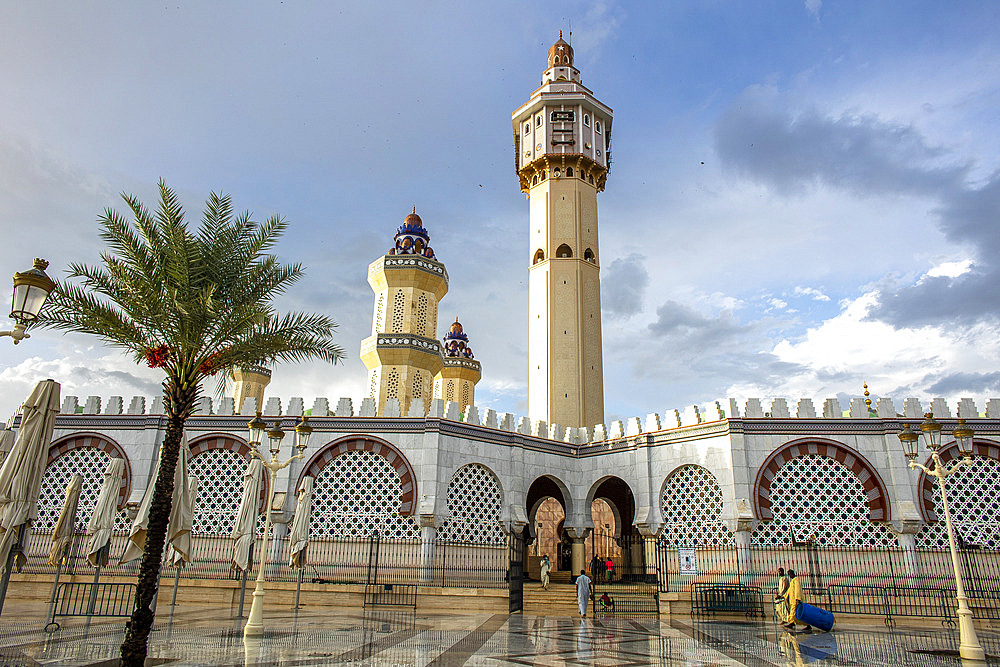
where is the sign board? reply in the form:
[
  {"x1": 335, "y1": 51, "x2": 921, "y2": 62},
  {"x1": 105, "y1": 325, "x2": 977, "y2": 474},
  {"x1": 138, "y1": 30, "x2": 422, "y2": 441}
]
[{"x1": 678, "y1": 548, "x2": 698, "y2": 575}]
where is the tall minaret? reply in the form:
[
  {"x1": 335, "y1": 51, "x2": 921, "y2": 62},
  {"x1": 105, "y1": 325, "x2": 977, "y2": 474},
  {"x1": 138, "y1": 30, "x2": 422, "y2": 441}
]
[
  {"x1": 360, "y1": 209, "x2": 448, "y2": 416},
  {"x1": 433, "y1": 318, "x2": 482, "y2": 414},
  {"x1": 512, "y1": 32, "x2": 610, "y2": 429}
]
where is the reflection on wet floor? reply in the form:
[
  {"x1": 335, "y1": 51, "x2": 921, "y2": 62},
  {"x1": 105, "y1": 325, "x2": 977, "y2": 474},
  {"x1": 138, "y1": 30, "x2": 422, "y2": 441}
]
[{"x1": 0, "y1": 601, "x2": 996, "y2": 665}]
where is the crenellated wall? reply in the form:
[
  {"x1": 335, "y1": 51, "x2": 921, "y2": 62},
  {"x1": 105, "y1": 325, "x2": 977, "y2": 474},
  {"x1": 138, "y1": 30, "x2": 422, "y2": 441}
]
[{"x1": 28, "y1": 393, "x2": 1000, "y2": 553}]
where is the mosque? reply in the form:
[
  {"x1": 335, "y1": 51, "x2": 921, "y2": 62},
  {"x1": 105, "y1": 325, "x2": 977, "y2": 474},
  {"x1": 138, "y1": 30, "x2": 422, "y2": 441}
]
[{"x1": 22, "y1": 34, "x2": 1000, "y2": 587}]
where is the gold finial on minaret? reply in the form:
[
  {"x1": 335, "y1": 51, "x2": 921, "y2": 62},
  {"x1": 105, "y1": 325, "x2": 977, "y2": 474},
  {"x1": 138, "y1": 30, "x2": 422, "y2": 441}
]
[{"x1": 864, "y1": 383, "x2": 871, "y2": 410}]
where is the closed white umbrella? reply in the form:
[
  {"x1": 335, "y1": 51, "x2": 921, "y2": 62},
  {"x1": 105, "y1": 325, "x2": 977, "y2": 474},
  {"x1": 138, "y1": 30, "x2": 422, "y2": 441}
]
[
  {"x1": 48, "y1": 474, "x2": 83, "y2": 566},
  {"x1": 164, "y1": 476, "x2": 198, "y2": 567},
  {"x1": 121, "y1": 434, "x2": 191, "y2": 564},
  {"x1": 86, "y1": 458, "x2": 126, "y2": 567},
  {"x1": 231, "y1": 458, "x2": 263, "y2": 572},
  {"x1": 288, "y1": 476, "x2": 313, "y2": 568},
  {"x1": 0, "y1": 379, "x2": 61, "y2": 564}
]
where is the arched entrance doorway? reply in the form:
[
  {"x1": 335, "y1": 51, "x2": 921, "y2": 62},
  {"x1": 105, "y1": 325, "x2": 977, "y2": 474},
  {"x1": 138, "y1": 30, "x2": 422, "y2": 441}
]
[
  {"x1": 525, "y1": 475, "x2": 573, "y2": 577},
  {"x1": 586, "y1": 476, "x2": 644, "y2": 584}
]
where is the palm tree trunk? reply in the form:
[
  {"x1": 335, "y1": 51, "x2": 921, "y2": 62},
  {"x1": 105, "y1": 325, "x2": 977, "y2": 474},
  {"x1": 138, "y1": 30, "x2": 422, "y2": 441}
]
[{"x1": 120, "y1": 384, "x2": 196, "y2": 666}]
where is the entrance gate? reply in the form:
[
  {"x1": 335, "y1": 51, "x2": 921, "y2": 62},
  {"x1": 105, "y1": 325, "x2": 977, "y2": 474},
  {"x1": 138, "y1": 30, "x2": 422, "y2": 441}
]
[
  {"x1": 509, "y1": 531, "x2": 524, "y2": 613},
  {"x1": 588, "y1": 530, "x2": 658, "y2": 616}
]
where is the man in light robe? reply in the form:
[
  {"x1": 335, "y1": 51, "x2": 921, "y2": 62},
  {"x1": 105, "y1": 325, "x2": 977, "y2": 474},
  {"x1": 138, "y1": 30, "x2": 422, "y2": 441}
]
[
  {"x1": 774, "y1": 567, "x2": 790, "y2": 620},
  {"x1": 780, "y1": 569, "x2": 812, "y2": 632},
  {"x1": 576, "y1": 569, "x2": 592, "y2": 617},
  {"x1": 540, "y1": 554, "x2": 551, "y2": 591}
]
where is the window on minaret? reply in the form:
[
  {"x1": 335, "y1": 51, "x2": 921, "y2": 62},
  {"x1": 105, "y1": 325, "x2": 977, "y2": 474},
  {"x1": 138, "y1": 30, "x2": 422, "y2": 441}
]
[
  {"x1": 386, "y1": 368, "x2": 400, "y2": 399},
  {"x1": 595, "y1": 120, "x2": 602, "y2": 134},
  {"x1": 462, "y1": 383, "x2": 470, "y2": 408},
  {"x1": 446, "y1": 380, "x2": 455, "y2": 402},
  {"x1": 524, "y1": 122, "x2": 530, "y2": 135},
  {"x1": 556, "y1": 244, "x2": 572, "y2": 258},
  {"x1": 374, "y1": 293, "x2": 385, "y2": 334},
  {"x1": 412, "y1": 372, "x2": 422, "y2": 400},
  {"x1": 566, "y1": 167, "x2": 573, "y2": 177},
  {"x1": 584, "y1": 114, "x2": 591, "y2": 127},
  {"x1": 535, "y1": 115, "x2": 542, "y2": 127},
  {"x1": 391, "y1": 290, "x2": 405, "y2": 332},
  {"x1": 417, "y1": 294, "x2": 429, "y2": 336}
]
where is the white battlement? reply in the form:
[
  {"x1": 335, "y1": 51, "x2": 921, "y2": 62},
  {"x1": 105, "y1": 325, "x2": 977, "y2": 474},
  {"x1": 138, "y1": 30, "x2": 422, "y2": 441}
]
[{"x1": 59, "y1": 394, "x2": 1000, "y2": 445}]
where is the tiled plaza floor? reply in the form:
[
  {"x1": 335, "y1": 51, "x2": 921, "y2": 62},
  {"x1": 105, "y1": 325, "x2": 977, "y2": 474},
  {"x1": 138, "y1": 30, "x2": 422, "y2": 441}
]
[{"x1": 0, "y1": 600, "x2": 997, "y2": 665}]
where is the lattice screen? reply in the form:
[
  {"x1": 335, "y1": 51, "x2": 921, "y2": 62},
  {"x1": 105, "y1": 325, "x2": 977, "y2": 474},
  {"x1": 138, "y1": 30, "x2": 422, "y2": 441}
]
[
  {"x1": 659, "y1": 465, "x2": 731, "y2": 546},
  {"x1": 916, "y1": 456, "x2": 1000, "y2": 549},
  {"x1": 386, "y1": 368, "x2": 399, "y2": 399},
  {"x1": 752, "y1": 454, "x2": 897, "y2": 547},
  {"x1": 189, "y1": 448, "x2": 263, "y2": 536},
  {"x1": 417, "y1": 294, "x2": 429, "y2": 335},
  {"x1": 391, "y1": 290, "x2": 405, "y2": 332},
  {"x1": 37, "y1": 448, "x2": 129, "y2": 533},
  {"x1": 374, "y1": 293, "x2": 384, "y2": 334},
  {"x1": 461, "y1": 383, "x2": 470, "y2": 408},
  {"x1": 439, "y1": 463, "x2": 504, "y2": 544},
  {"x1": 311, "y1": 450, "x2": 418, "y2": 538},
  {"x1": 412, "y1": 371, "x2": 423, "y2": 401}
]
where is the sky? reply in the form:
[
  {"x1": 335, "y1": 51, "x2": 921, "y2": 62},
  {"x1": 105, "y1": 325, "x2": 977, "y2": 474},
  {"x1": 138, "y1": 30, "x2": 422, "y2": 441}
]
[{"x1": 1, "y1": 1, "x2": 999, "y2": 425}]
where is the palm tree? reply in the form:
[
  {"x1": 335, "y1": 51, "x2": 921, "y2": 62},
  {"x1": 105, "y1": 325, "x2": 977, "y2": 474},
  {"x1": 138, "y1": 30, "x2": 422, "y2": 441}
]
[{"x1": 40, "y1": 181, "x2": 343, "y2": 665}]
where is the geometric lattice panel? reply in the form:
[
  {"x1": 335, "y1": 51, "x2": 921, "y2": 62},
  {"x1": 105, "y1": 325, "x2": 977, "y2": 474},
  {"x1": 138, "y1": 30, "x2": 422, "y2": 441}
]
[
  {"x1": 188, "y1": 448, "x2": 253, "y2": 536},
  {"x1": 752, "y1": 454, "x2": 897, "y2": 547},
  {"x1": 659, "y1": 465, "x2": 732, "y2": 547},
  {"x1": 916, "y1": 456, "x2": 1000, "y2": 549},
  {"x1": 311, "y1": 450, "x2": 418, "y2": 539},
  {"x1": 439, "y1": 463, "x2": 504, "y2": 544},
  {"x1": 37, "y1": 448, "x2": 129, "y2": 533}
]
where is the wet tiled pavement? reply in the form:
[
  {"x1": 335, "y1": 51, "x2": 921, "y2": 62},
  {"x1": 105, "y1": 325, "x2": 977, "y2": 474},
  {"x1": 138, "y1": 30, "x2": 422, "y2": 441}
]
[{"x1": 0, "y1": 601, "x2": 997, "y2": 665}]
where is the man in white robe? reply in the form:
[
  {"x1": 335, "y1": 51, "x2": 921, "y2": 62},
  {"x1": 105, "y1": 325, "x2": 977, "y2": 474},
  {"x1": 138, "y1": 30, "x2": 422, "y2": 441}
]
[{"x1": 576, "y1": 569, "x2": 592, "y2": 617}]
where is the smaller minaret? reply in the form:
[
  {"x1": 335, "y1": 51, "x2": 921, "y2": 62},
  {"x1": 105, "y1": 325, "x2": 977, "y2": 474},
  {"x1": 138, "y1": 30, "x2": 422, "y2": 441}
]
[
  {"x1": 232, "y1": 365, "x2": 272, "y2": 413},
  {"x1": 433, "y1": 318, "x2": 481, "y2": 414},
  {"x1": 361, "y1": 209, "x2": 448, "y2": 415}
]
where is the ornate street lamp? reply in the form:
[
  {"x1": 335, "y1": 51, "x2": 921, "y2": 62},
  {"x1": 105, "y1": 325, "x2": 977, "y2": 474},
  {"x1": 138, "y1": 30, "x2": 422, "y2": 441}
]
[
  {"x1": 2, "y1": 259, "x2": 57, "y2": 344},
  {"x1": 243, "y1": 414, "x2": 311, "y2": 637},
  {"x1": 899, "y1": 414, "x2": 985, "y2": 661}
]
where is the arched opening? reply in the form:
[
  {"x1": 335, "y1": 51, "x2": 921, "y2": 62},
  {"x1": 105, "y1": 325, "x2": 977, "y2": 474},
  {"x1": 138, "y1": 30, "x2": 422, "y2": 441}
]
[
  {"x1": 555, "y1": 243, "x2": 572, "y2": 258},
  {"x1": 532, "y1": 248, "x2": 545, "y2": 264},
  {"x1": 439, "y1": 463, "x2": 504, "y2": 544},
  {"x1": 584, "y1": 248, "x2": 595, "y2": 262},
  {"x1": 526, "y1": 475, "x2": 573, "y2": 575},
  {"x1": 566, "y1": 167, "x2": 574, "y2": 177},
  {"x1": 916, "y1": 439, "x2": 1000, "y2": 548},
  {"x1": 587, "y1": 476, "x2": 641, "y2": 583}
]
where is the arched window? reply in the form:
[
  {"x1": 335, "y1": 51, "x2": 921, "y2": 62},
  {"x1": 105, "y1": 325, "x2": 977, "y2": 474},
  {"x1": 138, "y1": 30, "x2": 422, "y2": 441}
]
[
  {"x1": 584, "y1": 248, "x2": 595, "y2": 262},
  {"x1": 556, "y1": 244, "x2": 572, "y2": 258},
  {"x1": 532, "y1": 174, "x2": 539, "y2": 186},
  {"x1": 659, "y1": 465, "x2": 731, "y2": 546},
  {"x1": 566, "y1": 167, "x2": 573, "y2": 177},
  {"x1": 753, "y1": 453, "x2": 895, "y2": 547},
  {"x1": 533, "y1": 249, "x2": 545, "y2": 264},
  {"x1": 583, "y1": 114, "x2": 591, "y2": 127},
  {"x1": 438, "y1": 463, "x2": 504, "y2": 544},
  {"x1": 588, "y1": 174, "x2": 594, "y2": 184}
]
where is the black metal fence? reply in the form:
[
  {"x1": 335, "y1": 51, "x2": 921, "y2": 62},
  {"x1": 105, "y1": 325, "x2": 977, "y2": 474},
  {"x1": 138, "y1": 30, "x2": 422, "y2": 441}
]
[
  {"x1": 657, "y1": 542, "x2": 1000, "y2": 622},
  {"x1": 20, "y1": 529, "x2": 509, "y2": 589}
]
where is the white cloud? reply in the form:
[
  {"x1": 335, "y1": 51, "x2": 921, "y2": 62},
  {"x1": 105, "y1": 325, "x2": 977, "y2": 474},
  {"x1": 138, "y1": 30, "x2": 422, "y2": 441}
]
[
  {"x1": 805, "y1": 0, "x2": 822, "y2": 19},
  {"x1": 768, "y1": 298, "x2": 788, "y2": 310},
  {"x1": 793, "y1": 286, "x2": 831, "y2": 301},
  {"x1": 925, "y1": 259, "x2": 973, "y2": 278}
]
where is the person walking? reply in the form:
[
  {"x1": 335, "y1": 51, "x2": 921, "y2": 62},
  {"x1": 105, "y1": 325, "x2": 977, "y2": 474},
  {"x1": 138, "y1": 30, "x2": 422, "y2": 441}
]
[
  {"x1": 540, "y1": 554, "x2": 551, "y2": 591},
  {"x1": 576, "y1": 569, "x2": 592, "y2": 617},
  {"x1": 605, "y1": 557, "x2": 614, "y2": 583},
  {"x1": 775, "y1": 567, "x2": 790, "y2": 620},
  {"x1": 780, "y1": 569, "x2": 813, "y2": 633}
]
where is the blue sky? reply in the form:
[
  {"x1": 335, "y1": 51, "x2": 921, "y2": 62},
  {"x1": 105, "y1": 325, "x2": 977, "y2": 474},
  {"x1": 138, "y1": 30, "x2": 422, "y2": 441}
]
[{"x1": 1, "y1": 1, "x2": 999, "y2": 424}]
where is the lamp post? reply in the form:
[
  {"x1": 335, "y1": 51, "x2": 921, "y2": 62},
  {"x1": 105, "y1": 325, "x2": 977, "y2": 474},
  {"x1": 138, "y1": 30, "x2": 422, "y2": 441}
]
[
  {"x1": 2, "y1": 259, "x2": 57, "y2": 344},
  {"x1": 243, "y1": 413, "x2": 312, "y2": 637},
  {"x1": 899, "y1": 414, "x2": 985, "y2": 661}
]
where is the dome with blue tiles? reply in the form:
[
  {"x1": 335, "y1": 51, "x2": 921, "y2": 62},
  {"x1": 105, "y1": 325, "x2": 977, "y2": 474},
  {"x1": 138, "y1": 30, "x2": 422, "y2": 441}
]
[
  {"x1": 443, "y1": 318, "x2": 474, "y2": 359},
  {"x1": 389, "y1": 207, "x2": 436, "y2": 259}
]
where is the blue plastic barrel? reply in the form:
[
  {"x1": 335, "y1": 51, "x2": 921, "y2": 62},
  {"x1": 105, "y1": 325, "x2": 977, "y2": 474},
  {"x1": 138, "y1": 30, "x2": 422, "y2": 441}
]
[{"x1": 796, "y1": 602, "x2": 835, "y2": 632}]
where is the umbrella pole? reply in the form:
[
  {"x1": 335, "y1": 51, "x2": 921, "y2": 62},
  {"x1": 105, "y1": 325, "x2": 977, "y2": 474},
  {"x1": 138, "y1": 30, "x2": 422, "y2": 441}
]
[
  {"x1": 86, "y1": 564, "x2": 101, "y2": 615},
  {"x1": 0, "y1": 523, "x2": 28, "y2": 617},
  {"x1": 295, "y1": 567, "x2": 303, "y2": 610},
  {"x1": 49, "y1": 558, "x2": 63, "y2": 604},
  {"x1": 238, "y1": 542, "x2": 252, "y2": 617},
  {"x1": 170, "y1": 566, "x2": 181, "y2": 606}
]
